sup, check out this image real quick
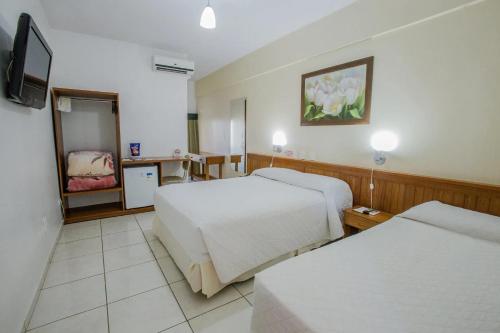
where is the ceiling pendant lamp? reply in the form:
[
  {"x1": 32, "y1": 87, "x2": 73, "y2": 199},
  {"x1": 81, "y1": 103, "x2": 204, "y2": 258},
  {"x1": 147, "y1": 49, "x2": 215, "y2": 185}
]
[{"x1": 200, "y1": 0, "x2": 216, "y2": 29}]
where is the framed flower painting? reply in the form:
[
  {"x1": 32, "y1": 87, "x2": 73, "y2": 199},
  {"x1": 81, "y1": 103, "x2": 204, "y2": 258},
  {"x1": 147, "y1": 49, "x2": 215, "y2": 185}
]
[{"x1": 301, "y1": 57, "x2": 373, "y2": 125}]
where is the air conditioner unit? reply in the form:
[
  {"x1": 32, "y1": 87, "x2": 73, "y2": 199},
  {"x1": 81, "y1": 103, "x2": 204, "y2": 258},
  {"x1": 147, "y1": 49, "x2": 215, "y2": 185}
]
[{"x1": 153, "y1": 56, "x2": 195, "y2": 76}]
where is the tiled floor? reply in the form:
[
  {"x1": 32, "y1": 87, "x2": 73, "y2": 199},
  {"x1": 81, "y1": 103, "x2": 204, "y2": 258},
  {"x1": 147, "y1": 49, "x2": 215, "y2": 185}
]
[{"x1": 27, "y1": 211, "x2": 254, "y2": 333}]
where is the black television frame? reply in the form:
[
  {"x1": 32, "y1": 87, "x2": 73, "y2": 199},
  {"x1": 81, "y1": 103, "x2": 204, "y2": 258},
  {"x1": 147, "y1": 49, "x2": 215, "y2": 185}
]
[{"x1": 7, "y1": 13, "x2": 53, "y2": 109}]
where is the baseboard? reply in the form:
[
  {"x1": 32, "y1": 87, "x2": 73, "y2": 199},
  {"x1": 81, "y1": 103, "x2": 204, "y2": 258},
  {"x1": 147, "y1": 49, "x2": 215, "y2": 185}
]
[{"x1": 22, "y1": 220, "x2": 64, "y2": 333}]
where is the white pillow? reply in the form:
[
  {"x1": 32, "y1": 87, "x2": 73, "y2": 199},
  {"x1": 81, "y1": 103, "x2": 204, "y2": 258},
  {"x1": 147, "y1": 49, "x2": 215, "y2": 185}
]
[
  {"x1": 252, "y1": 167, "x2": 353, "y2": 213},
  {"x1": 399, "y1": 201, "x2": 500, "y2": 243}
]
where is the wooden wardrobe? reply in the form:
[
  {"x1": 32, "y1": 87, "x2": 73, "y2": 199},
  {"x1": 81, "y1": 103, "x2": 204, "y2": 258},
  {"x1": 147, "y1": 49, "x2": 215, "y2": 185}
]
[{"x1": 51, "y1": 88, "x2": 124, "y2": 224}]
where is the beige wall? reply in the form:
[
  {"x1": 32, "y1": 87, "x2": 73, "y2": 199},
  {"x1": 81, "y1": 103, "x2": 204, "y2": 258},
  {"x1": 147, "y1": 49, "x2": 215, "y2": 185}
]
[{"x1": 196, "y1": 0, "x2": 500, "y2": 185}]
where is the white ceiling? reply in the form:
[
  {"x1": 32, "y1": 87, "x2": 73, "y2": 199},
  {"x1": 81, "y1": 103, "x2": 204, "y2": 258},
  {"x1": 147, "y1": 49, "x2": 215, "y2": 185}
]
[{"x1": 40, "y1": 0, "x2": 355, "y2": 79}]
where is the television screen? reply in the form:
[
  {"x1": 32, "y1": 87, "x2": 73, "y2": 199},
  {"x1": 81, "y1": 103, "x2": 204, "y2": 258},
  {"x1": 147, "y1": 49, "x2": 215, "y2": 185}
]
[{"x1": 8, "y1": 13, "x2": 52, "y2": 109}]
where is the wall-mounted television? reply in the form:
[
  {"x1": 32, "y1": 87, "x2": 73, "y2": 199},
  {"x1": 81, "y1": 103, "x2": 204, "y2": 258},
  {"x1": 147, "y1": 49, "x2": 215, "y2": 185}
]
[{"x1": 7, "y1": 13, "x2": 52, "y2": 110}]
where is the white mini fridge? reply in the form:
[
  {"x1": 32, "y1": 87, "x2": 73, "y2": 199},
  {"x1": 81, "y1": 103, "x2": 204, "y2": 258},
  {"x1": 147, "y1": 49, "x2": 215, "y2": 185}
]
[{"x1": 123, "y1": 165, "x2": 159, "y2": 209}]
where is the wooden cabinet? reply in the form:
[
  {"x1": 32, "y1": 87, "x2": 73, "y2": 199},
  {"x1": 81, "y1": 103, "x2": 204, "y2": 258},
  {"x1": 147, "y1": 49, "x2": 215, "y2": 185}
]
[{"x1": 343, "y1": 206, "x2": 394, "y2": 236}]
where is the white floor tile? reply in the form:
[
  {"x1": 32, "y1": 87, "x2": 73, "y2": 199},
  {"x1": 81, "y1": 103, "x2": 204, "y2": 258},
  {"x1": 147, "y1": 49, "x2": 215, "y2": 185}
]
[
  {"x1": 27, "y1": 306, "x2": 107, "y2": 333},
  {"x1": 43, "y1": 253, "x2": 103, "y2": 288},
  {"x1": 160, "y1": 322, "x2": 192, "y2": 333},
  {"x1": 104, "y1": 243, "x2": 154, "y2": 272},
  {"x1": 101, "y1": 215, "x2": 139, "y2": 235},
  {"x1": 108, "y1": 286, "x2": 185, "y2": 333},
  {"x1": 157, "y1": 256, "x2": 184, "y2": 284},
  {"x1": 170, "y1": 280, "x2": 241, "y2": 319},
  {"x1": 59, "y1": 221, "x2": 101, "y2": 243},
  {"x1": 142, "y1": 229, "x2": 158, "y2": 242},
  {"x1": 102, "y1": 229, "x2": 145, "y2": 251},
  {"x1": 244, "y1": 293, "x2": 254, "y2": 305},
  {"x1": 102, "y1": 214, "x2": 137, "y2": 224},
  {"x1": 106, "y1": 261, "x2": 167, "y2": 303},
  {"x1": 29, "y1": 209, "x2": 262, "y2": 333},
  {"x1": 233, "y1": 278, "x2": 254, "y2": 296},
  {"x1": 52, "y1": 237, "x2": 102, "y2": 262},
  {"x1": 29, "y1": 275, "x2": 106, "y2": 330},
  {"x1": 63, "y1": 220, "x2": 100, "y2": 229},
  {"x1": 189, "y1": 298, "x2": 252, "y2": 333},
  {"x1": 148, "y1": 239, "x2": 169, "y2": 259},
  {"x1": 63, "y1": 220, "x2": 101, "y2": 229},
  {"x1": 135, "y1": 211, "x2": 156, "y2": 230}
]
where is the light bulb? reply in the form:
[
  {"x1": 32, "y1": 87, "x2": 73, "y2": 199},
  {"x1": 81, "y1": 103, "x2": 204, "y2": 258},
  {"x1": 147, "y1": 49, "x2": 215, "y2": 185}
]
[
  {"x1": 370, "y1": 131, "x2": 398, "y2": 152},
  {"x1": 272, "y1": 131, "x2": 287, "y2": 146},
  {"x1": 200, "y1": 4, "x2": 216, "y2": 29}
]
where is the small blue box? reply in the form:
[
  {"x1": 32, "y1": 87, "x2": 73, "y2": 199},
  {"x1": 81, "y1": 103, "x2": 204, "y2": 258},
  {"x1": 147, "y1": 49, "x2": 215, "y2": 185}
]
[{"x1": 129, "y1": 143, "x2": 141, "y2": 158}]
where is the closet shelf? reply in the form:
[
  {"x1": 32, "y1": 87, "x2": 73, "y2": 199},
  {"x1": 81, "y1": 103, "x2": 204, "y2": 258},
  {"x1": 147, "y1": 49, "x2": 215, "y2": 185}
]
[
  {"x1": 63, "y1": 186, "x2": 123, "y2": 197},
  {"x1": 64, "y1": 202, "x2": 123, "y2": 224}
]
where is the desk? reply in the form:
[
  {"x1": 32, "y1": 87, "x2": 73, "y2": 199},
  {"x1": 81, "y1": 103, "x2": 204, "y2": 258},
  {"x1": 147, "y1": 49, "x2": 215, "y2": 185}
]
[
  {"x1": 122, "y1": 156, "x2": 189, "y2": 180},
  {"x1": 197, "y1": 152, "x2": 225, "y2": 180},
  {"x1": 122, "y1": 156, "x2": 189, "y2": 166},
  {"x1": 230, "y1": 154, "x2": 243, "y2": 171},
  {"x1": 191, "y1": 153, "x2": 243, "y2": 180}
]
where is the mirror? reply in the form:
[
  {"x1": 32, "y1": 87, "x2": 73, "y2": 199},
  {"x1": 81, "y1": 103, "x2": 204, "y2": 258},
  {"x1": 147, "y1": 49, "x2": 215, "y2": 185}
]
[{"x1": 229, "y1": 98, "x2": 246, "y2": 174}]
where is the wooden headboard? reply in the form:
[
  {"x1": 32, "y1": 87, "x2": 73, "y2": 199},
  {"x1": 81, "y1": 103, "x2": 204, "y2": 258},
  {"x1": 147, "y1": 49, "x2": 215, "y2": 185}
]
[{"x1": 247, "y1": 153, "x2": 500, "y2": 217}]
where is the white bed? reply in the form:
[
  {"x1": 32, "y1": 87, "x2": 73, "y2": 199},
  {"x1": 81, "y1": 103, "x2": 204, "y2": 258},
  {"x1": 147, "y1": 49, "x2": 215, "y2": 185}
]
[
  {"x1": 251, "y1": 201, "x2": 500, "y2": 333},
  {"x1": 153, "y1": 167, "x2": 352, "y2": 297}
]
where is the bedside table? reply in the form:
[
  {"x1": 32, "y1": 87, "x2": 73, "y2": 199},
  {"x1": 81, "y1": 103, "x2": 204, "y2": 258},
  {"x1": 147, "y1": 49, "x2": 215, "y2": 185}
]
[{"x1": 343, "y1": 206, "x2": 394, "y2": 236}]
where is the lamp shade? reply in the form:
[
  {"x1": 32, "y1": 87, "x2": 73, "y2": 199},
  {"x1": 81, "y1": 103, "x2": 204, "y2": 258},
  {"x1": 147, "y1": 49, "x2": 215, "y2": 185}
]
[
  {"x1": 370, "y1": 131, "x2": 398, "y2": 152},
  {"x1": 272, "y1": 131, "x2": 287, "y2": 146},
  {"x1": 200, "y1": 5, "x2": 216, "y2": 29}
]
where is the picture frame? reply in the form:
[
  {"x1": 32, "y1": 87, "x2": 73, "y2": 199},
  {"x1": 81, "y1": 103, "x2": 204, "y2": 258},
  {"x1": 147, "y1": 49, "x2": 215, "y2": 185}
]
[{"x1": 301, "y1": 56, "x2": 374, "y2": 126}]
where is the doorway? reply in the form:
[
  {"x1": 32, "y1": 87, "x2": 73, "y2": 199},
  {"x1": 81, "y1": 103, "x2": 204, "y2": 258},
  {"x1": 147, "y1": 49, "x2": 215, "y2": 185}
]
[{"x1": 229, "y1": 98, "x2": 246, "y2": 174}]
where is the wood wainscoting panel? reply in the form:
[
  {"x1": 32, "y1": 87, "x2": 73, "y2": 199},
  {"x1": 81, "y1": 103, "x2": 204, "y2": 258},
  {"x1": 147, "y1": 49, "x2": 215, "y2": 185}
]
[{"x1": 247, "y1": 153, "x2": 500, "y2": 216}]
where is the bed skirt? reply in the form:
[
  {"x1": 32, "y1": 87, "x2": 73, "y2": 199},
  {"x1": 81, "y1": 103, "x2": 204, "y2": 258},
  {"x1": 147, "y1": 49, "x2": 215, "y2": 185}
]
[{"x1": 152, "y1": 216, "x2": 329, "y2": 298}]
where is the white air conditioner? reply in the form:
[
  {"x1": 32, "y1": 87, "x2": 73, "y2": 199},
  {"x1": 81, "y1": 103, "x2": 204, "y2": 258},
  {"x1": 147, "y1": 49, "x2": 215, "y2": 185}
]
[{"x1": 153, "y1": 56, "x2": 195, "y2": 76}]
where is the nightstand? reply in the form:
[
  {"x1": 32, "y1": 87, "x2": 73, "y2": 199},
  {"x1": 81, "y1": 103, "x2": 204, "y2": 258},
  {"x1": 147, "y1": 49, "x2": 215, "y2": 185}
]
[{"x1": 343, "y1": 206, "x2": 394, "y2": 236}]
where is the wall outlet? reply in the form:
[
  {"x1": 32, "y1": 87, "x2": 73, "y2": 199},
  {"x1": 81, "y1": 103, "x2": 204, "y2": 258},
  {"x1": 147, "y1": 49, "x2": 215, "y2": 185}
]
[{"x1": 42, "y1": 216, "x2": 48, "y2": 229}]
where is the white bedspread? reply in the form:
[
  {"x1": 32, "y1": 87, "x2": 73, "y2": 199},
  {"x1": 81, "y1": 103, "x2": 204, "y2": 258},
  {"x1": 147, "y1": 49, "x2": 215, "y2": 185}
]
[
  {"x1": 154, "y1": 168, "x2": 352, "y2": 284},
  {"x1": 251, "y1": 201, "x2": 500, "y2": 333}
]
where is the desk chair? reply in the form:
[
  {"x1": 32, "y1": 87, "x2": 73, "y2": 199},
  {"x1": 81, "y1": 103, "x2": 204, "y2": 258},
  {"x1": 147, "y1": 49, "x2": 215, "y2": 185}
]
[{"x1": 161, "y1": 156, "x2": 191, "y2": 185}]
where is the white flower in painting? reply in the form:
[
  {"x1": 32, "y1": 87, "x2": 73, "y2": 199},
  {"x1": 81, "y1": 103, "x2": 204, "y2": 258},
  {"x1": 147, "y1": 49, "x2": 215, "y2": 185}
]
[
  {"x1": 305, "y1": 85, "x2": 318, "y2": 103},
  {"x1": 314, "y1": 89, "x2": 328, "y2": 107},
  {"x1": 318, "y1": 77, "x2": 336, "y2": 95},
  {"x1": 306, "y1": 74, "x2": 364, "y2": 116},
  {"x1": 322, "y1": 91, "x2": 345, "y2": 116},
  {"x1": 306, "y1": 76, "x2": 339, "y2": 107},
  {"x1": 339, "y1": 77, "x2": 363, "y2": 105}
]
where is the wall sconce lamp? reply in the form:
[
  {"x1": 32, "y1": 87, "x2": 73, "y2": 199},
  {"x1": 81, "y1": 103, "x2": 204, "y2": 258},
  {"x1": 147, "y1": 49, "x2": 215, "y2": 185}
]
[
  {"x1": 270, "y1": 131, "x2": 287, "y2": 167},
  {"x1": 370, "y1": 130, "x2": 399, "y2": 165},
  {"x1": 369, "y1": 130, "x2": 398, "y2": 208}
]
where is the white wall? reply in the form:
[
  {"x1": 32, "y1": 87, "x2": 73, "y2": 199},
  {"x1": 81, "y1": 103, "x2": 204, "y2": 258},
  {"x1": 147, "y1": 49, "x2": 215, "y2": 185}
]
[
  {"x1": 1, "y1": 2, "x2": 190, "y2": 332},
  {"x1": 0, "y1": 1, "x2": 62, "y2": 333},
  {"x1": 196, "y1": 0, "x2": 500, "y2": 185},
  {"x1": 49, "y1": 29, "x2": 188, "y2": 158}
]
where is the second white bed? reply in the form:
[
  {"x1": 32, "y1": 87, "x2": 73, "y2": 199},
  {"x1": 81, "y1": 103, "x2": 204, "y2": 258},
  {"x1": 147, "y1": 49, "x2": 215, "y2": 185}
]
[{"x1": 251, "y1": 201, "x2": 500, "y2": 332}]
